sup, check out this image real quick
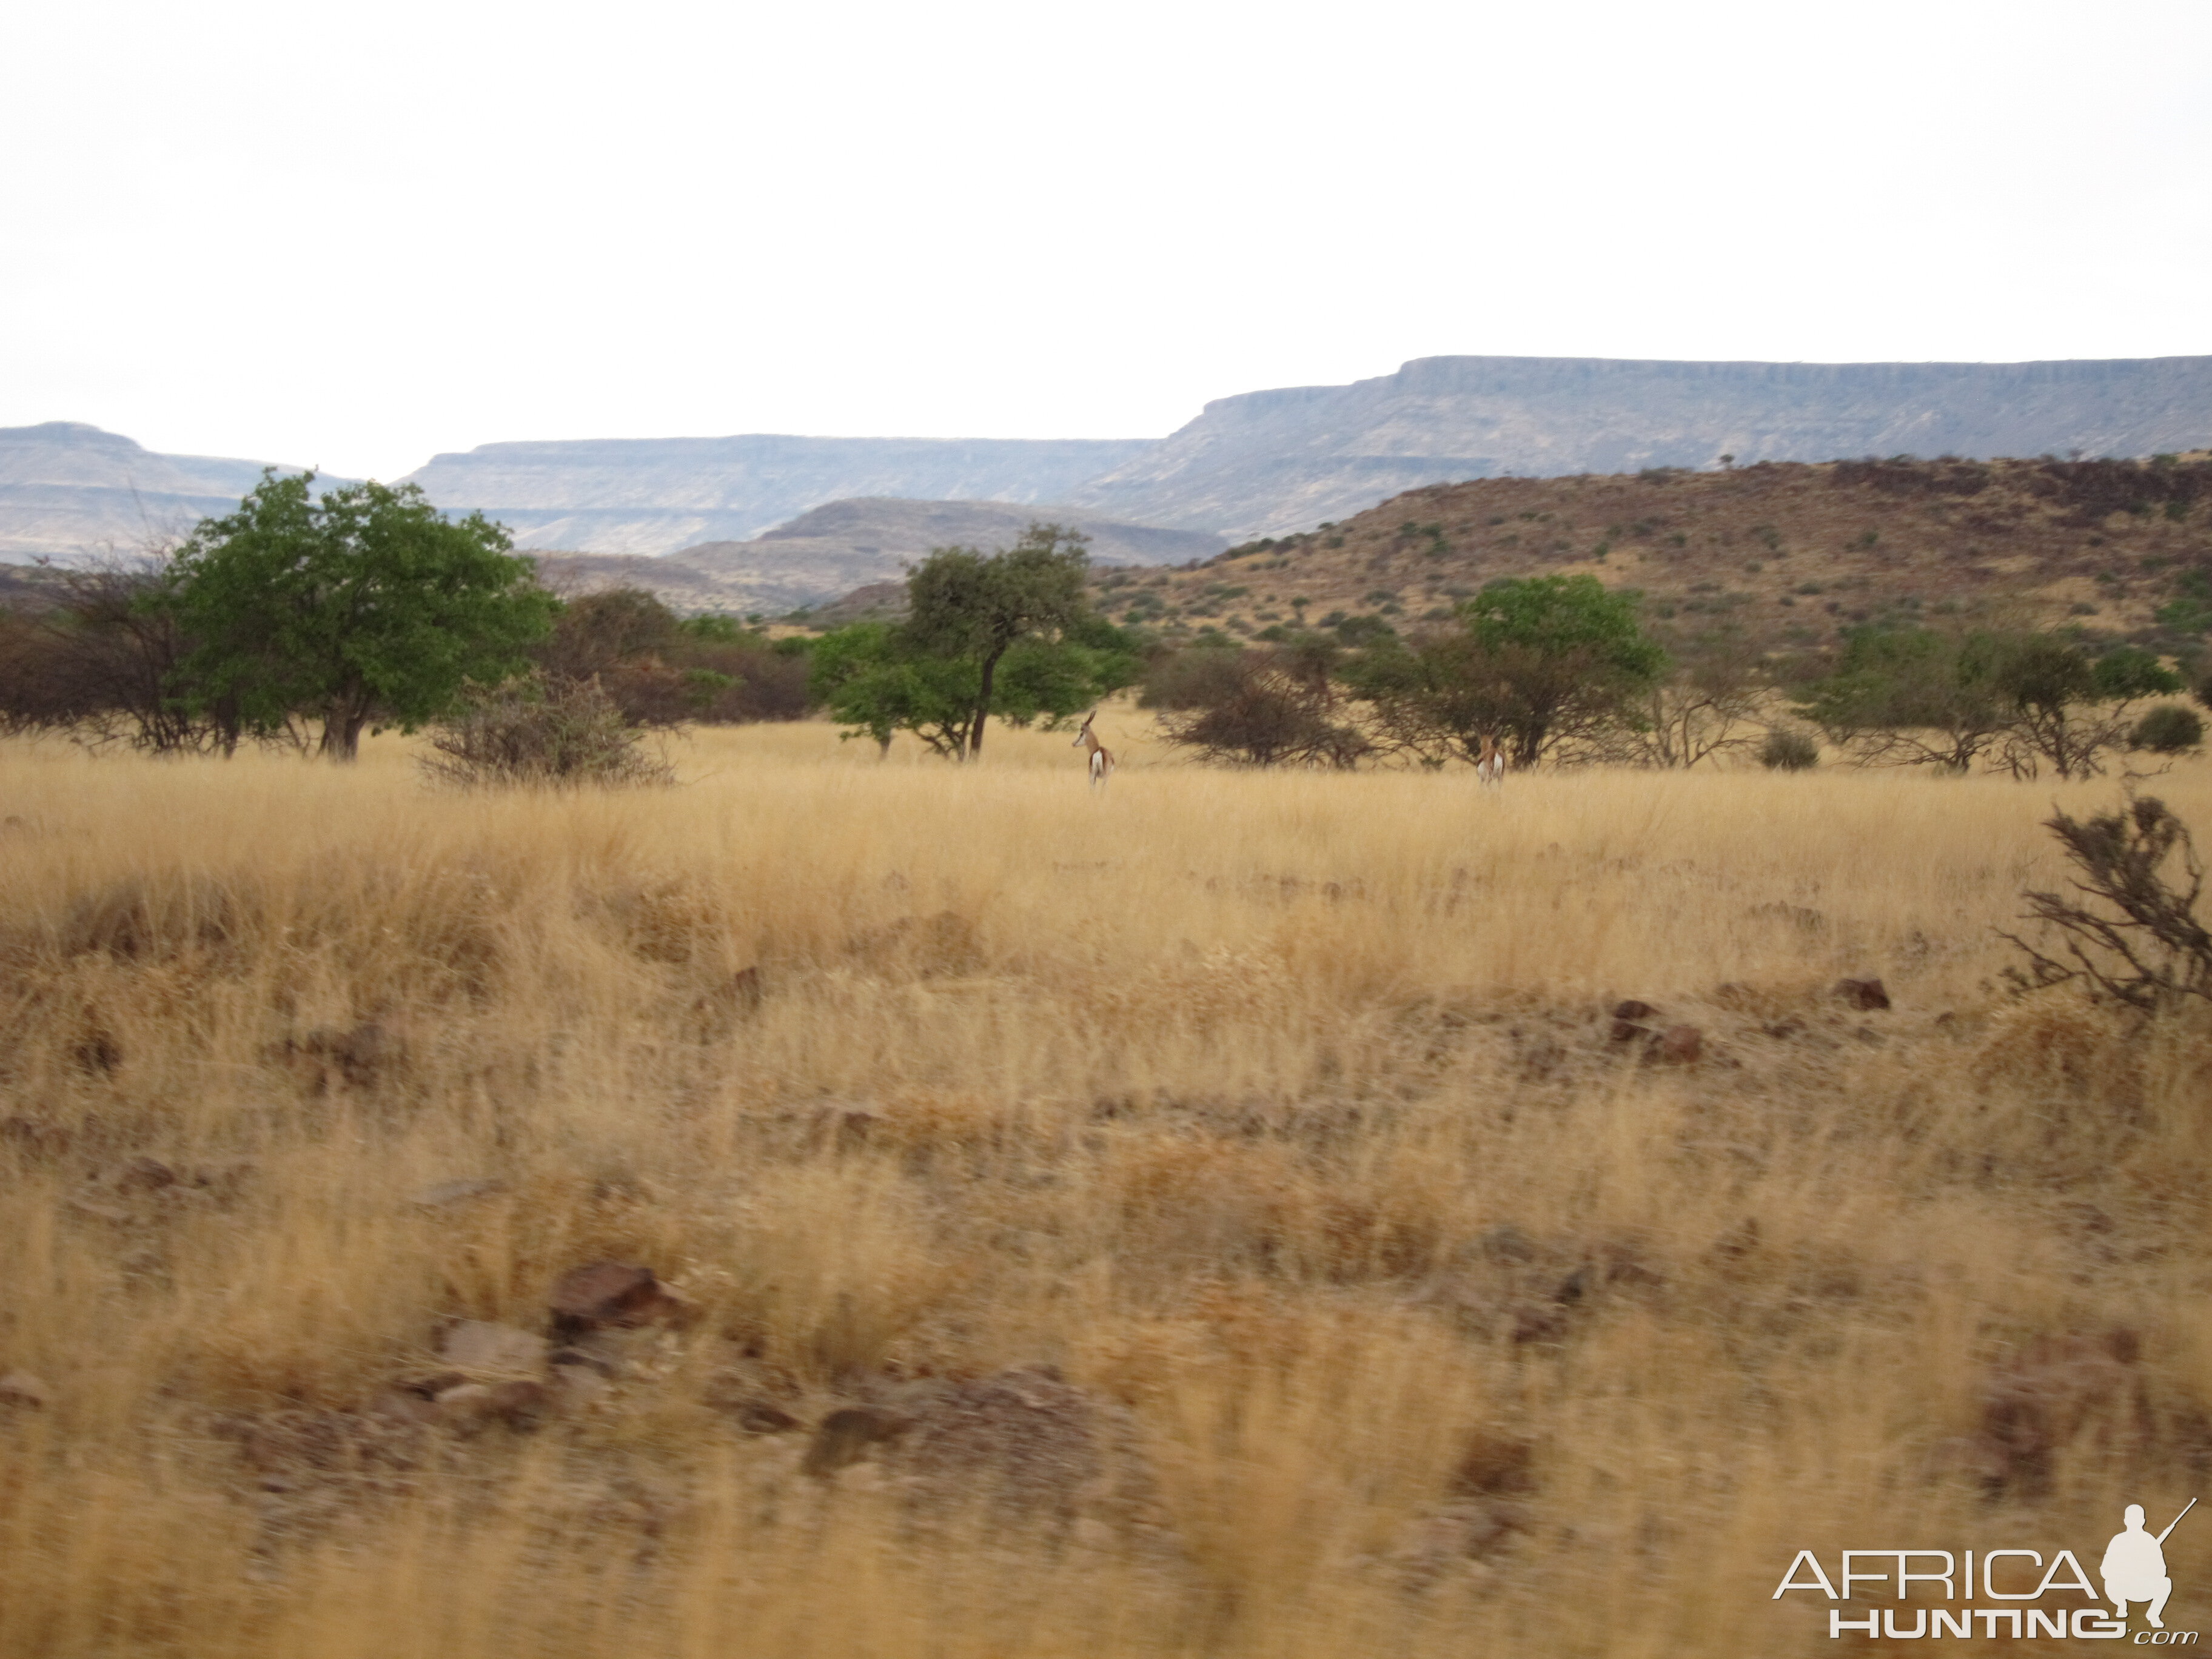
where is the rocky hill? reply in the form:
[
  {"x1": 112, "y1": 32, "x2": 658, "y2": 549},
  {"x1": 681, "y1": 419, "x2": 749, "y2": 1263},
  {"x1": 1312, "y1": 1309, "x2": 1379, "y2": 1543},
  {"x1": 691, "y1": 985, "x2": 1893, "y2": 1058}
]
[
  {"x1": 397, "y1": 434, "x2": 1160, "y2": 557},
  {"x1": 1070, "y1": 355, "x2": 2212, "y2": 538},
  {"x1": 664, "y1": 497, "x2": 1225, "y2": 614},
  {"x1": 529, "y1": 497, "x2": 1221, "y2": 617},
  {"x1": 1097, "y1": 453, "x2": 2212, "y2": 661},
  {"x1": 0, "y1": 422, "x2": 337, "y2": 561}
]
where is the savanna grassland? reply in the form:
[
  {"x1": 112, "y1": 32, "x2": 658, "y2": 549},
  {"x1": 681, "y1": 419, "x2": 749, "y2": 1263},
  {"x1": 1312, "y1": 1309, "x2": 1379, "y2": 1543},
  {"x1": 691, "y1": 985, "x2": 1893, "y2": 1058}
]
[{"x1": 3, "y1": 717, "x2": 2210, "y2": 1658}]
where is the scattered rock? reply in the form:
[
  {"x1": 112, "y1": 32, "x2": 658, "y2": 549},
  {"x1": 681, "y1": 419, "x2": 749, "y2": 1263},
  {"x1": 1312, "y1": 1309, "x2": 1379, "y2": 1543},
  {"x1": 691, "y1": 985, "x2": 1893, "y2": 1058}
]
[
  {"x1": 0, "y1": 1370, "x2": 52, "y2": 1408},
  {"x1": 548, "y1": 1262, "x2": 692, "y2": 1336},
  {"x1": 485, "y1": 1379, "x2": 551, "y2": 1427},
  {"x1": 428, "y1": 1379, "x2": 549, "y2": 1427},
  {"x1": 438, "y1": 1320, "x2": 549, "y2": 1373},
  {"x1": 1609, "y1": 1019, "x2": 1650, "y2": 1043},
  {"x1": 432, "y1": 1382, "x2": 497, "y2": 1425},
  {"x1": 365, "y1": 1389, "x2": 442, "y2": 1426},
  {"x1": 392, "y1": 1369, "x2": 468, "y2": 1398},
  {"x1": 66, "y1": 1196, "x2": 132, "y2": 1223},
  {"x1": 548, "y1": 1344, "x2": 617, "y2": 1378},
  {"x1": 1610, "y1": 1000, "x2": 1658, "y2": 1022},
  {"x1": 549, "y1": 1359, "x2": 613, "y2": 1407},
  {"x1": 1646, "y1": 1025, "x2": 1703, "y2": 1065},
  {"x1": 732, "y1": 1400, "x2": 800, "y2": 1435},
  {"x1": 1450, "y1": 1431, "x2": 1537, "y2": 1496},
  {"x1": 894, "y1": 1366, "x2": 1140, "y2": 1519},
  {"x1": 802, "y1": 1405, "x2": 916, "y2": 1476},
  {"x1": 408, "y1": 1178, "x2": 504, "y2": 1210},
  {"x1": 1834, "y1": 977, "x2": 1891, "y2": 1010}
]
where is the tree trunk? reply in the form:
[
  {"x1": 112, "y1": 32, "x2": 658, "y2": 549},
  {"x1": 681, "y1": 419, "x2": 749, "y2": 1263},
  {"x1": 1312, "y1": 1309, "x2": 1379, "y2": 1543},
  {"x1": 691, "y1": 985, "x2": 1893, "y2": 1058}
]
[
  {"x1": 319, "y1": 691, "x2": 370, "y2": 761},
  {"x1": 968, "y1": 647, "x2": 1004, "y2": 760}
]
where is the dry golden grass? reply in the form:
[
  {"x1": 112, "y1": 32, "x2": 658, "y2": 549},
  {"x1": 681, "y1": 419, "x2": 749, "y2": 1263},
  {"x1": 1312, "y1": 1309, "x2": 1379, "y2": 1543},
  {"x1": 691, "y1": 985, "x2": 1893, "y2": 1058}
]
[{"x1": 3, "y1": 719, "x2": 2210, "y2": 1657}]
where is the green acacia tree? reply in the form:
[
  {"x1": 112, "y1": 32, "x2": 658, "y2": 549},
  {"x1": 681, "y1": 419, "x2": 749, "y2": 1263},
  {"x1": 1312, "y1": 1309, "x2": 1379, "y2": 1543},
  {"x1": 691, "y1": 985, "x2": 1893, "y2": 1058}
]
[
  {"x1": 164, "y1": 472, "x2": 555, "y2": 759},
  {"x1": 902, "y1": 524, "x2": 1094, "y2": 759},
  {"x1": 1348, "y1": 574, "x2": 1667, "y2": 766},
  {"x1": 807, "y1": 613, "x2": 1139, "y2": 759},
  {"x1": 1798, "y1": 627, "x2": 2184, "y2": 778}
]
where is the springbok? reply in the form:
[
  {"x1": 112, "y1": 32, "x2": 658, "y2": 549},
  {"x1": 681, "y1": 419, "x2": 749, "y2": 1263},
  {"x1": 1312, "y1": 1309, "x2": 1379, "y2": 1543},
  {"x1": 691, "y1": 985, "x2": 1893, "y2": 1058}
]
[
  {"x1": 1476, "y1": 735, "x2": 1506, "y2": 789},
  {"x1": 1073, "y1": 710, "x2": 1116, "y2": 787}
]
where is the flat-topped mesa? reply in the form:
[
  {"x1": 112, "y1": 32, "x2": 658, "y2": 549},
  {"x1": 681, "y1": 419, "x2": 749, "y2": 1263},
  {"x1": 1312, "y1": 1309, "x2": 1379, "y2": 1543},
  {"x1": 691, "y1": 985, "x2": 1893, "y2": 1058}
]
[
  {"x1": 0, "y1": 421, "x2": 339, "y2": 561},
  {"x1": 1065, "y1": 354, "x2": 2212, "y2": 538},
  {"x1": 395, "y1": 434, "x2": 1162, "y2": 557}
]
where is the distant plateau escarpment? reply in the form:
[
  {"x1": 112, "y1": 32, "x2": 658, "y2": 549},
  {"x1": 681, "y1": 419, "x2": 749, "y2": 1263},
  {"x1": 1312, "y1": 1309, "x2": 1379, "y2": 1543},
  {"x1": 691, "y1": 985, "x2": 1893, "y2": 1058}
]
[{"x1": 8, "y1": 355, "x2": 2208, "y2": 571}]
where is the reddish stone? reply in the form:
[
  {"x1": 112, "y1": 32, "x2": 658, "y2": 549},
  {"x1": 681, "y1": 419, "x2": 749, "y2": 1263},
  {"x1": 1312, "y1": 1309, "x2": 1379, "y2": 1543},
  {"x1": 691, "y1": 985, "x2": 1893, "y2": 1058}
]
[
  {"x1": 549, "y1": 1262, "x2": 688, "y2": 1334},
  {"x1": 1834, "y1": 977, "x2": 1891, "y2": 1010}
]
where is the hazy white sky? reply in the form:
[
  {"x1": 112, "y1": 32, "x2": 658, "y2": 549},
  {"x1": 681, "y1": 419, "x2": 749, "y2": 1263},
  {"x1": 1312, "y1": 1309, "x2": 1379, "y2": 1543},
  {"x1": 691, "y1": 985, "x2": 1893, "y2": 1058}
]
[{"x1": 4, "y1": 0, "x2": 2207, "y2": 481}]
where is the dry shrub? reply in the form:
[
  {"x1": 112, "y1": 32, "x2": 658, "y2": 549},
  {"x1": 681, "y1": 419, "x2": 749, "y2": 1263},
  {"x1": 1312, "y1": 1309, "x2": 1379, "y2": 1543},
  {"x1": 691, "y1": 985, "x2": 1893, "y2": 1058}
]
[
  {"x1": 1969, "y1": 997, "x2": 2147, "y2": 1107},
  {"x1": 2004, "y1": 794, "x2": 2212, "y2": 1009},
  {"x1": 420, "y1": 674, "x2": 674, "y2": 789}
]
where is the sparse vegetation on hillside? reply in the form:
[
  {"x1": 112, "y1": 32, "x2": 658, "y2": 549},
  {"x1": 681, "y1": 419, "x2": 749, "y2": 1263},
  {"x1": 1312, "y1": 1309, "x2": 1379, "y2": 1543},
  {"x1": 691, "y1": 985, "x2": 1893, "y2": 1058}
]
[{"x1": 1108, "y1": 455, "x2": 2212, "y2": 665}]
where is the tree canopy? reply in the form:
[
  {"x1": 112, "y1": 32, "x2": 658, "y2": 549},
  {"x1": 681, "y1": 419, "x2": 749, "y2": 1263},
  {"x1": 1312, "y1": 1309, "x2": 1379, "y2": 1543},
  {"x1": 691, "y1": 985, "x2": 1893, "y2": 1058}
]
[
  {"x1": 1796, "y1": 625, "x2": 2184, "y2": 778},
  {"x1": 813, "y1": 525, "x2": 1134, "y2": 758},
  {"x1": 164, "y1": 472, "x2": 555, "y2": 759},
  {"x1": 901, "y1": 525, "x2": 1097, "y2": 758},
  {"x1": 1346, "y1": 574, "x2": 1667, "y2": 765}
]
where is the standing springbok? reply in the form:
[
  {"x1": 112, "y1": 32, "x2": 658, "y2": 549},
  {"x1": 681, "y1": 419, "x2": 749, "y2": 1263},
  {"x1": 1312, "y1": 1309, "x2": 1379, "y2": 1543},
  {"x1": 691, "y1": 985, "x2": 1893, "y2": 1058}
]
[
  {"x1": 1073, "y1": 710, "x2": 1116, "y2": 787},
  {"x1": 1476, "y1": 735, "x2": 1506, "y2": 789}
]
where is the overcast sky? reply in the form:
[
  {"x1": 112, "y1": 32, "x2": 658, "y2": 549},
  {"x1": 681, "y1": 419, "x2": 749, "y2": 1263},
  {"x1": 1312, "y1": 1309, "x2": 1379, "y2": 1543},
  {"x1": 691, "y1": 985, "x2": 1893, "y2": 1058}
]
[{"x1": 4, "y1": 0, "x2": 2207, "y2": 481}]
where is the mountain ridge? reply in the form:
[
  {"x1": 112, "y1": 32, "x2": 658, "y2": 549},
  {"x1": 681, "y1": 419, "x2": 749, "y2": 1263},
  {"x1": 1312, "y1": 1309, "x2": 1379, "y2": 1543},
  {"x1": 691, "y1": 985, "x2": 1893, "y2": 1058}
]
[
  {"x1": 394, "y1": 433, "x2": 1159, "y2": 556},
  {"x1": 1066, "y1": 354, "x2": 2212, "y2": 537},
  {"x1": 0, "y1": 421, "x2": 340, "y2": 561}
]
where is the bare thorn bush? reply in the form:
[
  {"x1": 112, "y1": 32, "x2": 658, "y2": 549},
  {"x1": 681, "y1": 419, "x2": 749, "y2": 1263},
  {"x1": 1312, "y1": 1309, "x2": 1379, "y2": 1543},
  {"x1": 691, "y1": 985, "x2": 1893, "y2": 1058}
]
[{"x1": 2002, "y1": 795, "x2": 2212, "y2": 1010}]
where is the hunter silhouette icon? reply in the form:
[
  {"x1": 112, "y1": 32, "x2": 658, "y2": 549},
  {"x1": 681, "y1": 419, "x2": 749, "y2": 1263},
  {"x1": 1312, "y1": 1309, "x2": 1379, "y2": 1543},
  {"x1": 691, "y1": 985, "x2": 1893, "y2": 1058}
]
[{"x1": 2104, "y1": 1499, "x2": 2194, "y2": 1628}]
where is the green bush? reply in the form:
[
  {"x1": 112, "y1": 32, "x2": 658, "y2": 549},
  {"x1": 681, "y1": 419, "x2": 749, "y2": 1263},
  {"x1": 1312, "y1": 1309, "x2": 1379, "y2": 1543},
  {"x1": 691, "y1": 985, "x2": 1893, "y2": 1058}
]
[
  {"x1": 2132, "y1": 705, "x2": 2205, "y2": 754},
  {"x1": 1760, "y1": 729, "x2": 1820, "y2": 771}
]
